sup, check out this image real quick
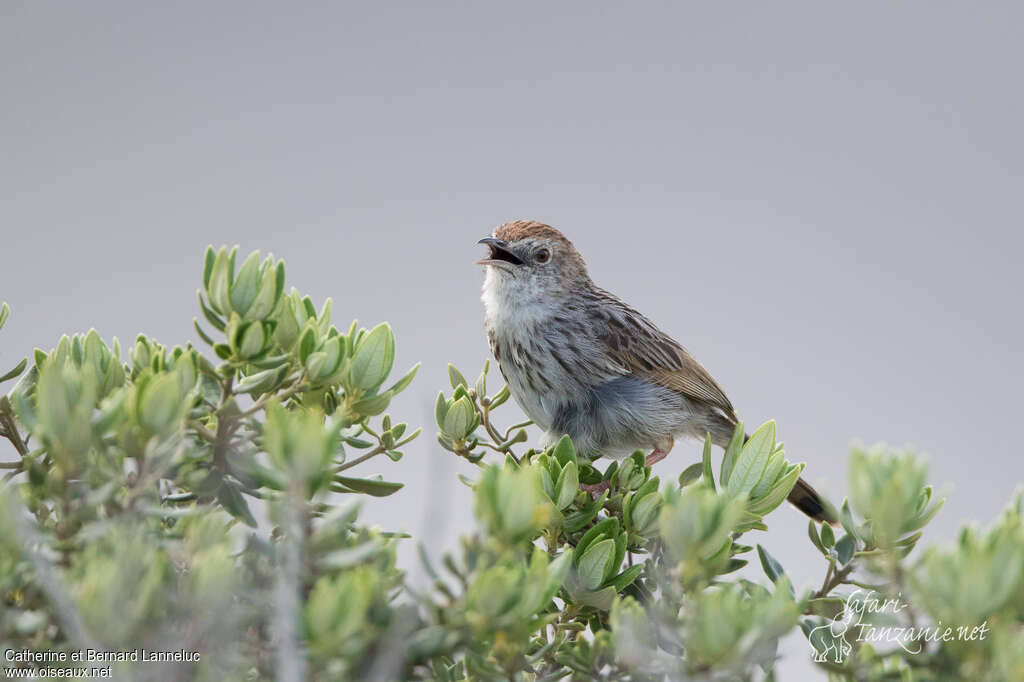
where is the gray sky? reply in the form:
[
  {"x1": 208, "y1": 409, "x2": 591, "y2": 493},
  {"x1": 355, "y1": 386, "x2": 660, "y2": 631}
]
[{"x1": 2, "y1": 2, "x2": 1022, "y2": 678}]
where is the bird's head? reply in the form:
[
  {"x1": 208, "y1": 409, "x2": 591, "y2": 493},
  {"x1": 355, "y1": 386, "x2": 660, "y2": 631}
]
[{"x1": 478, "y1": 221, "x2": 590, "y2": 304}]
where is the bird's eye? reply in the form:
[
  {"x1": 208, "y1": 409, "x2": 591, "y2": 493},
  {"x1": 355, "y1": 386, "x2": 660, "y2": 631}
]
[{"x1": 534, "y1": 248, "x2": 551, "y2": 263}]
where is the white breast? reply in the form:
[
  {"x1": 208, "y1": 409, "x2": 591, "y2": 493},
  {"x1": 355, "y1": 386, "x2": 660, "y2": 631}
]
[{"x1": 481, "y1": 270, "x2": 566, "y2": 431}]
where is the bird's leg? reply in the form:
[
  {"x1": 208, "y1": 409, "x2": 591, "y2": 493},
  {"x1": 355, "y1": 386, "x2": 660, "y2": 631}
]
[
  {"x1": 580, "y1": 436, "x2": 675, "y2": 498},
  {"x1": 644, "y1": 435, "x2": 674, "y2": 468},
  {"x1": 580, "y1": 480, "x2": 610, "y2": 498}
]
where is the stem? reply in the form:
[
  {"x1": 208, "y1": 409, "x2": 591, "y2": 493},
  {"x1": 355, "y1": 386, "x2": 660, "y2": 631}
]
[
  {"x1": 477, "y1": 441, "x2": 513, "y2": 455},
  {"x1": 479, "y1": 405, "x2": 506, "y2": 446},
  {"x1": 814, "y1": 560, "x2": 855, "y2": 600},
  {"x1": 502, "y1": 420, "x2": 533, "y2": 441},
  {"x1": 274, "y1": 487, "x2": 308, "y2": 682},
  {"x1": 0, "y1": 397, "x2": 29, "y2": 457},
  {"x1": 188, "y1": 420, "x2": 218, "y2": 443},
  {"x1": 236, "y1": 377, "x2": 306, "y2": 418},
  {"x1": 335, "y1": 446, "x2": 385, "y2": 473}
]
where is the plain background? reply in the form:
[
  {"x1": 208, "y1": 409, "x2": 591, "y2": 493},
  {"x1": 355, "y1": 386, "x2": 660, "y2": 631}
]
[{"x1": 2, "y1": 3, "x2": 1022, "y2": 678}]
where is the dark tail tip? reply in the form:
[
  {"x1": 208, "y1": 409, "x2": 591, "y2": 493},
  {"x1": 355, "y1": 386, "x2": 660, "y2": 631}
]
[{"x1": 788, "y1": 477, "x2": 837, "y2": 525}]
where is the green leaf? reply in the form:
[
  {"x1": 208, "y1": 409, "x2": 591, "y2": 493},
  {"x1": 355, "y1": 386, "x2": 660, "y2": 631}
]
[
  {"x1": 576, "y1": 517, "x2": 617, "y2": 559},
  {"x1": 207, "y1": 246, "x2": 236, "y2": 315},
  {"x1": 756, "y1": 544, "x2": 787, "y2": 584},
  {"x1": 0, "y1": 358, "x2": 27, "y2": 384},
  {"x1": 434, "y1": 392, "x2": 449, "y2": 427},
  {"x1": 608, "y1": 563, "x2": 644, "y2": 592},
  {"x1": 441, "y1": 395, "x2": 475, "y2": 439},
  {"x1": 488, "y1": 384, "x2": 510, "y2": 409},
  {"x1": 702, "y1": 433, "x2": 716, "y2": 492},
  {"x1": 0, "y1": 302, "x2": 9, "y2": 331},
  {"x1": 229, "y1": 251, "x2": 262, "y2": 316},
  {"x1": 554, "y1": 461, "x2": 579, "y2": 510},
  {"x1": 297, "y1": 325, "x2": 317, "y2": 364},
  {"x1": 577, "y1": 538, "x2": 615, "y2": 591},
  {"x1": 334, "y1": 475, "x2": 404, "y2": 497},
  {"x1": 138, "y1": 373, "x2": 184, "y2": 436},
  {"x1": 808, "y1": 520, "x2": 828, "y2": 557},
  {"x1": 474, "y1": 361, "x2": 488, "y2": 398},
  {"x1": 727, "y1": 421, "x2": 775, "y2": 496},
  {"x1": 386, "y1": 362, "x2": 419, "y2": 395},
  {"x1": 236, "y1": 322, "x2": 266, "y2": 360},
  {"x1": 251, "y1": 353, "x2": 292, "y2": 370},
  {"x1": 349, "y1": 323, "x2": 395, "y2": 391},
  {"x1": 835, "y1": 533, "x2": 856, "y2": 565},
  {"x1": 317, "y1": 298, "x2": 333, "y2": 334},
  {"x1": 217, "y1": 482, "x2": 257, "y2": 527},
  {"x1": 575, "y1": 586, "x2": 617, "y2": 611},
  {"x1": 552, "y1": 435, "x2": 576, "y2": 467},
  {"x1": 840, "y1": 499, "x2": 858, "y2": 540},
  {"x1": 750, "y1": 451, "x2": 786, "y2": 499},
  {"x1": 564, "y1": 502, "x2": 603, "y2": 533},
  {"x1": 745, "y1": 462, "x2": 803, "y2": 517},
  {"x1": 242, "y1": 258, "x2": 282, "y2": 321},
  {"x1": 193, "y1": 319, "x2": 216, "y2": 346},
  {"x1": 235, "y1": 365, "x2": 288, "y2": 395},
  {"x1": 349, "y1": 390, "x2": 394, "y2": 417},
  {"x1": 678, "y1": 461, "x2": 703, "y2": 488},
  {"x1": 820, "y1": 522, "x2": 835, "y2": 549},
  {"x1": 318, "y1": 540, "x2": 388, "y2": 570},
  {"x1": 197, "y1": 290, "x2": 226, "y2": 332},
  {"x1": 905, "y1": 497, "x2": 945, "y2": 533},
  {"x1": 202, "y1": 245, "x2": 216, "y2": 288},
  {"x1": 396, "y1": 426, "x2": 421, "y2": 447},
  {"x1": 720, "y1": 421, "x2": 745, "y2": 485},
  {"x1": 447, "y1": 364, "x2": 468, "y2": 389}
]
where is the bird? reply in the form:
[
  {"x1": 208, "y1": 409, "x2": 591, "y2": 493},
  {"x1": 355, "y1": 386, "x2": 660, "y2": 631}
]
[{"x1": 477, "y1": 219, "x2": 834, "y2": 523}]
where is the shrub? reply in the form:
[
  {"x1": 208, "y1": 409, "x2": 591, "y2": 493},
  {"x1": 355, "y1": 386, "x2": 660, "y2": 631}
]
[{"x1": 0, "y1": 250, "x2": 1021, "y2": 681}]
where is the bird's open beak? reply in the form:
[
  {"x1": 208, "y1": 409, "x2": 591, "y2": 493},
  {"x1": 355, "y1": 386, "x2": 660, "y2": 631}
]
[{"x1": 476, "y1": 237, "x2": 523, "y2": 266}]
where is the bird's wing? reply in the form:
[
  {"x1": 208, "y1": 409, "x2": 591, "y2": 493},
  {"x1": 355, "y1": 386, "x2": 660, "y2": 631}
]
[{"x1": 592, "y1": 291, "x2": 738, "y2": 421}]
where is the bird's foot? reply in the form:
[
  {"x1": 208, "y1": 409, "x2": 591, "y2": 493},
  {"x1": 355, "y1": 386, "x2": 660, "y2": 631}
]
[
  {"x1": 644, "y1": 436, "x2": 674, "y2": 468},
  {"x1": 644, "y1": 448, "x2": 669, "y2": 467},
  {"x1": 580, "y1": 480, "x2": 610, "y2": 499}
]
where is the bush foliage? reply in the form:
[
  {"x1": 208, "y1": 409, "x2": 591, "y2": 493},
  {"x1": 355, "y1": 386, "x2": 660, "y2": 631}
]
[{"x1": 0, "y1": 249, "x2": 1021, "y2": 681}]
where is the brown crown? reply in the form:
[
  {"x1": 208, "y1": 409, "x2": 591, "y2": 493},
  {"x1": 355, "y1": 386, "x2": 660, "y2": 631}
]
[{"x1": 494, "y1": 220, "x2": 572, "y2": 245}]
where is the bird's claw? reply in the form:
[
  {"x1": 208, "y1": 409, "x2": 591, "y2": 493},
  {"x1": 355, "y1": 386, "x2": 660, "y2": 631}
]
[{"x1": 579, "y1": 480, "x2": 610, "y2": 499}]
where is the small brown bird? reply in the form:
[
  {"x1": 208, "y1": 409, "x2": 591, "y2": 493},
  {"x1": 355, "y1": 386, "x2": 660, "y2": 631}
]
[{"x1": 478, "y1": 220, "x2": 833, "y2": 523}]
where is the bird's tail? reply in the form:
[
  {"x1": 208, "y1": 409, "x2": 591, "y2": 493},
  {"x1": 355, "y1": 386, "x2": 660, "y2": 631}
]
[{"x1": 788, "y1": 476, "x2": 836, "y2": 525}]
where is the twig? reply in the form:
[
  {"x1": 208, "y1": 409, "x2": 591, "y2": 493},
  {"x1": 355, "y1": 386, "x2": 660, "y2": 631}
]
[
  {"x1": 274, "y1": 487, "x2": 308, "y2": 682},
  {"x1": 335, "y1": 446, "x2": 386, "y2": 473},
  {"x1": 815, "y1": 561, "x2": 855, "y2": 600},
  {"x1": 188, "y1": 420, "x2": 218, "y2": 443},
  {"x1": 502, "y1": 420, "x2": 533, "y2": 442},
  {"x1": 10, "y1": 502, "x2": 99, "y2": 651},
  {"x1": 0, "y1": 397, "x2": 29, "y2": 457},
  {"x1": 479, "y1": 405, "x2": 507, "y2": 448},
  {"x1": 236, "y1": 377, "x2": 306, "y2": 418}
]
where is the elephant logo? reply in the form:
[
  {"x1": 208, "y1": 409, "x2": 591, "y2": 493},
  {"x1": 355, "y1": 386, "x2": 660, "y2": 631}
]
[{"x1": 808, "y1": 602, "x2": 857, "y2": 664}]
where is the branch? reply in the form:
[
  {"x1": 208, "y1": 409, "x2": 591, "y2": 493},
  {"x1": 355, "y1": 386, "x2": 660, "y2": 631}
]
[
  {"x1": 274, "y1": 487, "x2": 308, "y2": 682},
  {"x1": 236, "y1": 376, "x2": 306, "y2": 418},
  {"x1": 0, "y1": 397, "x2": 29, "y2": 457},
  {"x1": 814, "y1": 560, "x2": 855, "y2": 600},
  {"x1": 335, "y1": 446, "x2": 386, "y2": 473},
  {"x1": 188, "y1": 420, "x2": 218, "y2": 443}
]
